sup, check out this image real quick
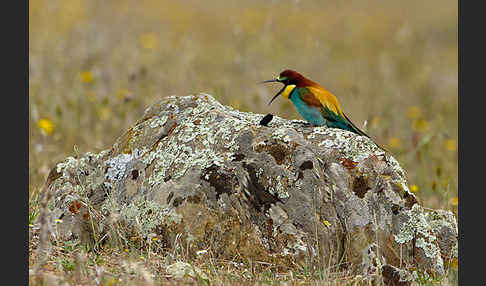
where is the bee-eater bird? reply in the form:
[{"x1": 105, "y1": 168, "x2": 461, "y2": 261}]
[{"x1": 262, "y1": 69, "x2": 370, "y2": 138}]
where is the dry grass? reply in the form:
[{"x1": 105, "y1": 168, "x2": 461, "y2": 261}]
[
  {"x1": 30, "y1": 230, "x2": 450, "y2": 286},
  {"x1": 29, "y1": 0, "x2": 457, "y2": 284}
]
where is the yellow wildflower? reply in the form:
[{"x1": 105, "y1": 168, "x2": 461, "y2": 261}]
[
  {"x1": 450, "y1": 258, "x2": 458, "y2": 270},
  {"x1": 412, "y1": 119, "x2": 429, "y2": 133},
  {"x1": 450, "y1": 197, "x2": 458, "y2": 206},
  {"x1": 97, "y1": 107, "x2": 112, "y2": 121},
  {"x1": 410, "y1": 184, "x2": 419, "y2": 193},
  {"x1": 80, "y1": 71, "x2": 94, "y2": 83},
  {"x1": 371, "y1": 116, "x2": 381, "y2": 128},
  {"x1": 387, "y1": 137, "x2": 402, "y2": 149},
  {"x1": 230, "y1": 99, "x2": 242, "y2": 110},
  {"x1": 323, "y1": 220, "x2": 331, "y2": 228},
  {"x1": 124, "y1": 248, "x2": 129, "y2": 253},
  {"x1": 407, "y1": 106, "x2": 422, "y2": 119},
  {"x1": 152, "y1": 237, "x2": 158, "y2": 242},
  {"x1": 140, "y1": 33, "x2": 159, "y2": 50},
  {"x1": 196, "y1": 249, "x2": 208, "y2": 255},
  {"x1": 87, "y1": 91, "x2": 96, "y2": 103},
  {"x1": 444, "y1": 139, "x2": 457, "y2": 152},
  {"x1": 105, "y1": 278, "x2": 118, "y2": 286},
  {"x1": 116, "y1": 89, "x2": 132, "y2": 100},
  {"x1": 37, "y1": 119, "x2": 54, "y2": 136}
]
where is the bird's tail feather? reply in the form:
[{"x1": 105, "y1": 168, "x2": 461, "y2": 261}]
[
  {"x1": 342, "y1": 112, "x2": 369, "y2": 138},
  {"x1": 343, "y1": 112, "x2": 388, "y2": 152}
]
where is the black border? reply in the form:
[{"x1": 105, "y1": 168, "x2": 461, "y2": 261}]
[{"x1": 9, "y1": 0, "x2": 29, "y2": 283}]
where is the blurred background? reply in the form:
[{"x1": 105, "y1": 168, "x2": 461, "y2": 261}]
[{"x1": 29, "y1": 0, "x2": 457, "y2": 213}]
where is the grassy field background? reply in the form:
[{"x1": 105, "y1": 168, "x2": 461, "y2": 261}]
[{"x1": 29, "y1": 0, "x2": 457, "y2": 284}]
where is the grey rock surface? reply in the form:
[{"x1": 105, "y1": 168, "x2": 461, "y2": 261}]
[{"x1": 42, "y1": 93, "x2": 457, "y2": 279}]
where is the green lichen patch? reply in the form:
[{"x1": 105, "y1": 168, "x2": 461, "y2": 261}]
[
  {"x1": 394, "y1": 204, "x2": 445, "y2": 274},
  {"x1": 101, "y1": 195, "x2": 181, "y2": 242}
]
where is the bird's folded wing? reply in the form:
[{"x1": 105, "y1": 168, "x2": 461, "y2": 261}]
[
  {"x1": 305, "y1": 86, "x2": 369, "y2": 137},
  {"x1": 302, "y1": 87, "x2": 345, "y2": 120}
]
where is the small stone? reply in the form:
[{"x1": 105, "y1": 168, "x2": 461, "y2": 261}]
[{"x1": 166, "y1": 262, "x2": 208, "y2": 280}]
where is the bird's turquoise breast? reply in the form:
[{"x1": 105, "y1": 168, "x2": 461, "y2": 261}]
[{"x1": 289, "y1": 88, "x2": 326, "y2": 126}]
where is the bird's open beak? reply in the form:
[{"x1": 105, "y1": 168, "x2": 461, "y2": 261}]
[
  {"x1": 260, "y1": 78, "x2": 285, "y2": 105},
  {"x1": 259, "y1": 79, "x2": 279, "y2": 84},
  {"x1": 268, "y1": 85, "x2": 287, "y2": 105}
]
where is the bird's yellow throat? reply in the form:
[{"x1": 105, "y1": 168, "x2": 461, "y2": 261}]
[{"x1": 281, "y1": 84, "x2": 296, "y2": 99}]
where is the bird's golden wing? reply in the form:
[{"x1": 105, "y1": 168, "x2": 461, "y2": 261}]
[
  {"x1": 305, "y1": 86, "x2": 369, "y2": 137},
  {"x1": 305, "y1": 86, "x2": 345, "y2": 118}
]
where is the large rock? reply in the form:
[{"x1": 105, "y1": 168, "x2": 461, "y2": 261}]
[{"x1": 42, "y1": 93, "x2": 457, "y2": 281}]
